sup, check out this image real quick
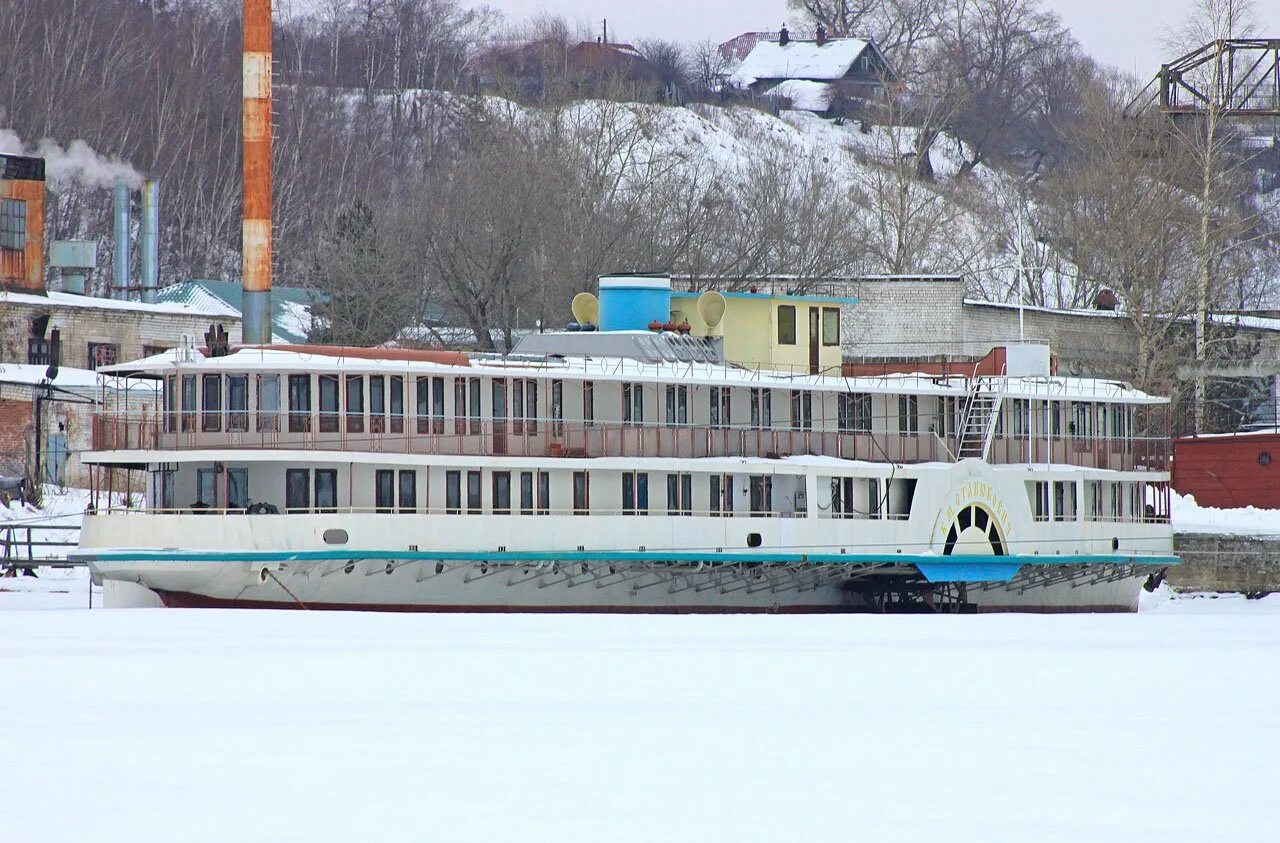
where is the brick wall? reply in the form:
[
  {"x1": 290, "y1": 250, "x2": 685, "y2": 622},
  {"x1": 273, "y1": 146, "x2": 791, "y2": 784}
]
[
  {"x1": 0, "y1": 396, "x2": 34, "y2": 478},
  {"x1": 832, "y1": 277, "x2": 967, "y2": 359},
  {"x1": 0, "y1": 299, "x2": 242, "y2": 369}
]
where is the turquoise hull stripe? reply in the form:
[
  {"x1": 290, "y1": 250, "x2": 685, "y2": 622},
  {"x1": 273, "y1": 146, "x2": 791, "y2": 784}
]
[{"x1": 74, "y1": 548, "x2": 1178, "y2": 583}]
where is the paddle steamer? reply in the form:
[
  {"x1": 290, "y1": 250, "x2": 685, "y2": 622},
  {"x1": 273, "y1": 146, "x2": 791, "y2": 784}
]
[{"x1": 74, "y1": 275, "x2": 1176, "y2": 612}]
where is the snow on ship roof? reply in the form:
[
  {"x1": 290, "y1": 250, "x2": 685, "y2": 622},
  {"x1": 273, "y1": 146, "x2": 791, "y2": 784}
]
[
  {"x1": 101, "y1": 345, "x2": 1167, "y2": 404},
  {"x1": 0, "y1": 363, "x2": 158, "y2": 393},
  {"x1": 730, "y1": 38, "x2": 872, "y2": 87}
]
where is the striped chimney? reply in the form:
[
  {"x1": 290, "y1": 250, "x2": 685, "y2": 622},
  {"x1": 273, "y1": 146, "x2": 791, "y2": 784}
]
[{"x1": 242, "y1": 0, "x2": 272, "y2": 344}]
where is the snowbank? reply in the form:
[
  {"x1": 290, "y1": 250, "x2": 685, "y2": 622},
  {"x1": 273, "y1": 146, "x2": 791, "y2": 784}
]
[{"x1": 1171, "y1": 490, "x2": 1280, "y2": 536}]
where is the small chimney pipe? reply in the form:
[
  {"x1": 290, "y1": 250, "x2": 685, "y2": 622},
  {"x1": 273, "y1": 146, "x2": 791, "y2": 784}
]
[
  {"x1": 779, "y1": 25, "x2": 789, "y2": 46},
  {"x1": 140, "y1": 179, "x2": 159, "y2": 304},
  {"x1": 242, "y1": 0, "x2": 273, "y2": 344},
  {"x1": 112, "y1": 180, "x2": 130, "y2": 300}
]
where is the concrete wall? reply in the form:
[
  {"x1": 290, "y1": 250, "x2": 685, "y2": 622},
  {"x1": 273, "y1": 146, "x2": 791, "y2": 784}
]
[
  {"x1": 1171, "y1": 533, "x2": 1280, "y2": 594},
  {"x1": 0, "y1": 298, "x2": 242, "y2": 370}
]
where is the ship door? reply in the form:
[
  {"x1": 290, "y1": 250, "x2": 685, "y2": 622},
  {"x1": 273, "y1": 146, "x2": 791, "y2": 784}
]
[{"x1": 807, "y1": 307, "x2": 820, "y2": 374}]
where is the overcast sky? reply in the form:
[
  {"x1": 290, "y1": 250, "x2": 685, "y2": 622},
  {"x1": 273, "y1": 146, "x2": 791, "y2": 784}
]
[{"x1": 481, "y1": 0, "x2": 1278, "y2": 78}]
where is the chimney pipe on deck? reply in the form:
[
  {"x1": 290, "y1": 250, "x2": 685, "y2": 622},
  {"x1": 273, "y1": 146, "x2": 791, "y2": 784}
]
[
  {"x1": 112, "y1": 180, "x2": 130, "y2": 300},
  {"x1": 242, "y1": 0, "x2": 273, "y2": 344},
  {"x1": 140, "y1": 178, "x2": 159, "y2": 304}
]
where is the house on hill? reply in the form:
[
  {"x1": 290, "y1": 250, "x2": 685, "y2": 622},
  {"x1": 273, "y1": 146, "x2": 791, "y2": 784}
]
[
  {"x1": 482, "y1": 38, "x2": 664, "y2": 99},
  {"x1": 728, "y1": 27, "x2": 896, "y2": 115}
]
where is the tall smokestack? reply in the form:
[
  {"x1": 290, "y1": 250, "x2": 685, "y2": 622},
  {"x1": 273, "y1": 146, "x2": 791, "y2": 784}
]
[
  {"x1": 242, "y1": 0, "x2": 273, "y2": 344},
  {"x1": 140, "y1": 178, "x2": 159, "y2": 304},
  {"x1": 112, "y1": 179, "x2": 130, "y2": 300}
]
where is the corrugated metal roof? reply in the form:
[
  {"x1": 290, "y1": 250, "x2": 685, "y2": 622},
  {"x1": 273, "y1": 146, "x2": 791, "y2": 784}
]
[{"x1": 157, "y1": 280, "x2": 325, "y2": 344}]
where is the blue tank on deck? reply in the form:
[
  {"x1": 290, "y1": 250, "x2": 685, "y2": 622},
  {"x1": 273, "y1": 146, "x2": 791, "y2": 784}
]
[{"x1": 598, "y1": 274, "x2": 672, "y2": 332}]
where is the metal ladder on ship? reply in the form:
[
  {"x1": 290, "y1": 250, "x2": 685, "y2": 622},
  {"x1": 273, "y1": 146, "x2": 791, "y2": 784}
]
[{"x1": 956, "y1": 378, "x2": 1004, "y2": 460}]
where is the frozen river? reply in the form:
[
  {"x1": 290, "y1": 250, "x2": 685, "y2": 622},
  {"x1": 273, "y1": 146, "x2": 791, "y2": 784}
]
[{"x1": 1, "y1": 572, "x2": 1277, "y2": 842}]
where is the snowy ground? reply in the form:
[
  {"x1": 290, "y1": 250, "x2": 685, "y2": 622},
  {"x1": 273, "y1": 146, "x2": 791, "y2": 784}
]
[
  {"x1": 2, "y1": 573, "x2": 1278, "y2": 842},
  {"x1": 1172, "y1": 490, "x2": 1280, "y2": 537}
]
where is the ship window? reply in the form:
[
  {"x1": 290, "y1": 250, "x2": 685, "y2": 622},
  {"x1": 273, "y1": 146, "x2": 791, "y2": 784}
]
[
  {"x1": 750, "y1": 389, "x2": 772, "y2": 429},
  {"x1": 431, "y1": 376, "x2": 445, "y2": 433},
  {"x1": 839, "y1": 392, "x2": 872, "y2": 433},
  {"x1": 1010, "y1": 399, "x2": 1029, "y2": 437},
  {"x1": 749, "y1": 476, "x2": 773, "y2": 516},
  {"x1": 389, "y1": 376, "x2": 404, "y2": 434},
  {"x1": 376, "y1": 470, "x2": 394, "y2": 513},
  {"x1": 1029, "y1": 481, "x2": 1050, "y2": 522},
  {"x1": 712, "y1": 473, "x2": 735, "y2": 516},
  {"x1": 573, "y1": 471, "x2": 590, "y2": 515},
  {"x1": 369, "y1": 375, "x2": 386, "y2": 433},
  {"x1": 196, "y1": 468, "x2": 219, "y2": 509},
  {"x1": 667, "y1": 473, "x2": 693, "y2": 516},
  {"x1": 315, "y1": 469, "x2": 337, "y2": 513},
  {"x1": 897, "y1": 394, "x2": 919, "y2": 434},
  {"x1": 398, "y1": 470, "x2": 416, "y2": 513},
  {"x1": 345, "y1": 375, "x2": 364, "y2": 433},
  {"x1": 822, "y1": 307, "x2": 840, "y2": 346},
  {"x1": 538, "y1": 471, "x2": 550, "y2": 515},
  {"x1": 551, "y1": 380, "x2": 564, "y2": 436},
  {"x1": 492, "y1": 471, "x2": 511, "y2": 514},
  {"x1": 453, "y1": 379, "x2": 467, "y2": 435},
  {"x1": 492, "y1": 379, "x2": 508, "y2": 424},
  {"x1": 153, "y1": 469, "x2": 175, "y2": 510},
  {"x1": 710, "y1": 387, "x2": 730, "y2": 428},
  {"x1": 469, "y1": 378, "x2": 481, "y2": 434},
  {"x1": 445, "y1": 471, "x2": 461, "y2": 514},
  {"x1": 201, "y1": 374, "x2": 222, "y2": 432},
  {"x1": 164, "y1": 376, "x2": 177, "y2": 433},
  {"x1": 1071, "y1": 403, "x2": 1094, "y2": 438},
  {"x1": 622, "y1": 472, "x2": 648, "y2": 515},
  {"x1": 467, "y1": 470, "x2": 481, "y2": 514},
  {"x1": 520, "y1": 471, "x2": 534, "y2": 514},
  {"x1": 318, "y1": 375, "x2": 339, "y2": 433},
  {"x1": 778, "y1": 305, "x2": 796, "y2": 345},
  {"x1": 257, "y1": 374, "x2": 279, "y2": 432},
  {"x1": 226, "y1": 468, "x2": 248, "y2": 510},
  {"x1": 622, "y1": 383, "x2": 644, "y2": 425},
  {"x1": 511, "y1": 379, "x2": 523, "y2": 434},
  {"x1": 228, "y1": 375, "x2": 248, "y2": 432},
  {"x1": 790, "y1": 391, "x2": 812, "y2": 430},
  {"x1": 1054, "y1": 480, "x2": 1077, "y2": 522},
  {"x1": 181, "y1": 375, "x2": 197, "y2": 432},
  {"x1": 0, "y1": 198, "x2": 27, "y2": 250},
  {"x1": 287, "y1": 375, "x2": 311, "y2": 433},
  {"x1": 417, "y1": 376, "x2": 445, "y2": 434},
  {"x1": 285, "y1": 469, "x2": 310, "y2": 512},
  {"x1": 665, "y1": 384, "x2": 689, "y2": 426},
  {"x1": 867, "y1": 478, "x2": 882, "y2": 519},
  {"x1": 583, "y1": 381, "x2": 595, "y2": 427}
]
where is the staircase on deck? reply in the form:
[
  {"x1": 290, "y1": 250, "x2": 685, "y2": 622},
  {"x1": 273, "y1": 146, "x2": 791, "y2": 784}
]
[{"x1": 956, "y1": 378, "x2": 1004, "y2": 461}]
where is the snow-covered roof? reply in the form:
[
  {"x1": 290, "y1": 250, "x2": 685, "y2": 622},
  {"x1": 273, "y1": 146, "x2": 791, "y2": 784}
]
[
  {"x1": 730, "y1": 38, "x2": 874, "y2": 87},
  {"x1": 0, "y1": 289, "x2": 239, "y2": 319},
  {"x1": 0, "y1": 363, "x2": 158, "y2": 393},
  {"x1": 763, "y1": 80, "x2": 834, "y2": 112}
]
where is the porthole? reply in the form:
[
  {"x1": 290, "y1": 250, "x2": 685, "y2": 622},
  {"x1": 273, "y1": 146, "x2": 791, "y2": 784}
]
[
  {"x1": 1260, "y1": 451, "x2": 1272, "y2": 467},
  {"x1": 747, "y1": 532, "x2": 763, "y2": 548},
  {"x1": 323, "y1": 529, "x2": 349, "y2": 545}
]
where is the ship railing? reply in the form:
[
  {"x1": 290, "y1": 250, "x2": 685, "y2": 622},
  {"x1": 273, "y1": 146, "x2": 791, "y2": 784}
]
[{"x1": 90, "y1": 503, "x2": 843, "y2": 519}]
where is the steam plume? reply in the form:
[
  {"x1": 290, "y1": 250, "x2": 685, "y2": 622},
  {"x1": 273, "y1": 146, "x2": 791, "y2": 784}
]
[{"x1": 0, "y1": 129, "x2": 142, "y2": 189}]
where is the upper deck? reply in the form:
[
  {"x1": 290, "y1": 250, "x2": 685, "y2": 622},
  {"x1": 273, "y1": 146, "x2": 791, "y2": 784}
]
[{"x1": 89, "y1": 346, "x2": 1171, "y2": 473}]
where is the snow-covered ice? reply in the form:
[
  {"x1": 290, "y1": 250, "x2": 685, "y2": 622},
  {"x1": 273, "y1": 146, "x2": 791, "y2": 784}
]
[{"x1": 1, "y1": 573, "x2": 1277, "y2": 843}]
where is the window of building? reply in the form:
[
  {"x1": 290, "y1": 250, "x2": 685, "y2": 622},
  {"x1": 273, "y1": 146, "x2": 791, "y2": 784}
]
[
  {"x1": 1, "y1": 198, "x2": 27, "y2": 250},
  {"x1": 228, "y1": 375, "x2": 249, "y2": 432},
  {"x1": 257, "y1": 374, "x2": 279, "y2": 432},
  {"x1": 285, "y1": 469, "x2": 310, "y2": 512},
  {"x1": 318, "y1": 375, "x2": 339, "y2": 433},
  {"x1": 622, "y1": 383, "x2": 644, "y2": 426},
  {"x1": 573, "y1": 471, "x2": 590, "y2": 515},
  {"x1": 710, "y1": 387, "x2": 730, "y2": 428},
  {"x1": 898, "y1": 394, "x2": 919, "y2": 434},
  {"x1": 665, "y1": 384, "x2": 689, "y2": 426},
  {"x1": 142, "y1": 344, "x2": 170, "y2": 358},
  {"x1": 287, "y1": 374, "x2": 311, "y2": 433},
  {"x1": 583, "y1": 381, "x2": 595, "y2": 427},
  {"x1": 376, "y1": 469, "x2": 395, "y2": 513},
  {"x1": 87, "y1": 342, "x2": 119, "y2": 371},
  {"x1": 667, "y1": 473, "x2": 693, "y2": 515},
  {"x1": 389, "y1": 376, "x2": 404, "y2": 434},
  {"x1": 749, "y1": 476, "x2": 773, "y2": 516},
  {"x1": 839, "y1": 393, "x2": 872, "y2": 433},
  {"x1": 315, "y1": 469, "x2": 337, "y2": 513},
  {"x1": 492, "y1": 471, "x2": 511, "y2": 514},
  {"x1": 822, "y1": 307, "x2": 840, "y2": 346},
  {"x1": 710, "y1": 474, "x2": 734, "y2": 516},
  {"x1": 466, "y1": 470, "x2": 481, "y2": 514},
  {"x1": 622, "y1": 472, "x2": 649, "y2": 515},
  {"x1": 201, "y1": 374, "x2": 222, "y2": 432},
  {"x1": 398, "y1": 471, "x2": 417, "y2": 513},
  {"x1": 345, "y1": 375, "x2": 364, "y2": 433},
  {"x1": 777, "y1": 305, "x2": 797, "y2": 345},
  {"x1": 750, "y1": 388, "x2": 772, "y2": 429},
  {"x1": 369, "y1": 375, "x2": 386, "y2": 433},
  {"x1": 790, "y1": 391, "x2": 812, "y2": 430},
  {"x1": 445, "y1": 471, "x2": 461, "y2": 514}
]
